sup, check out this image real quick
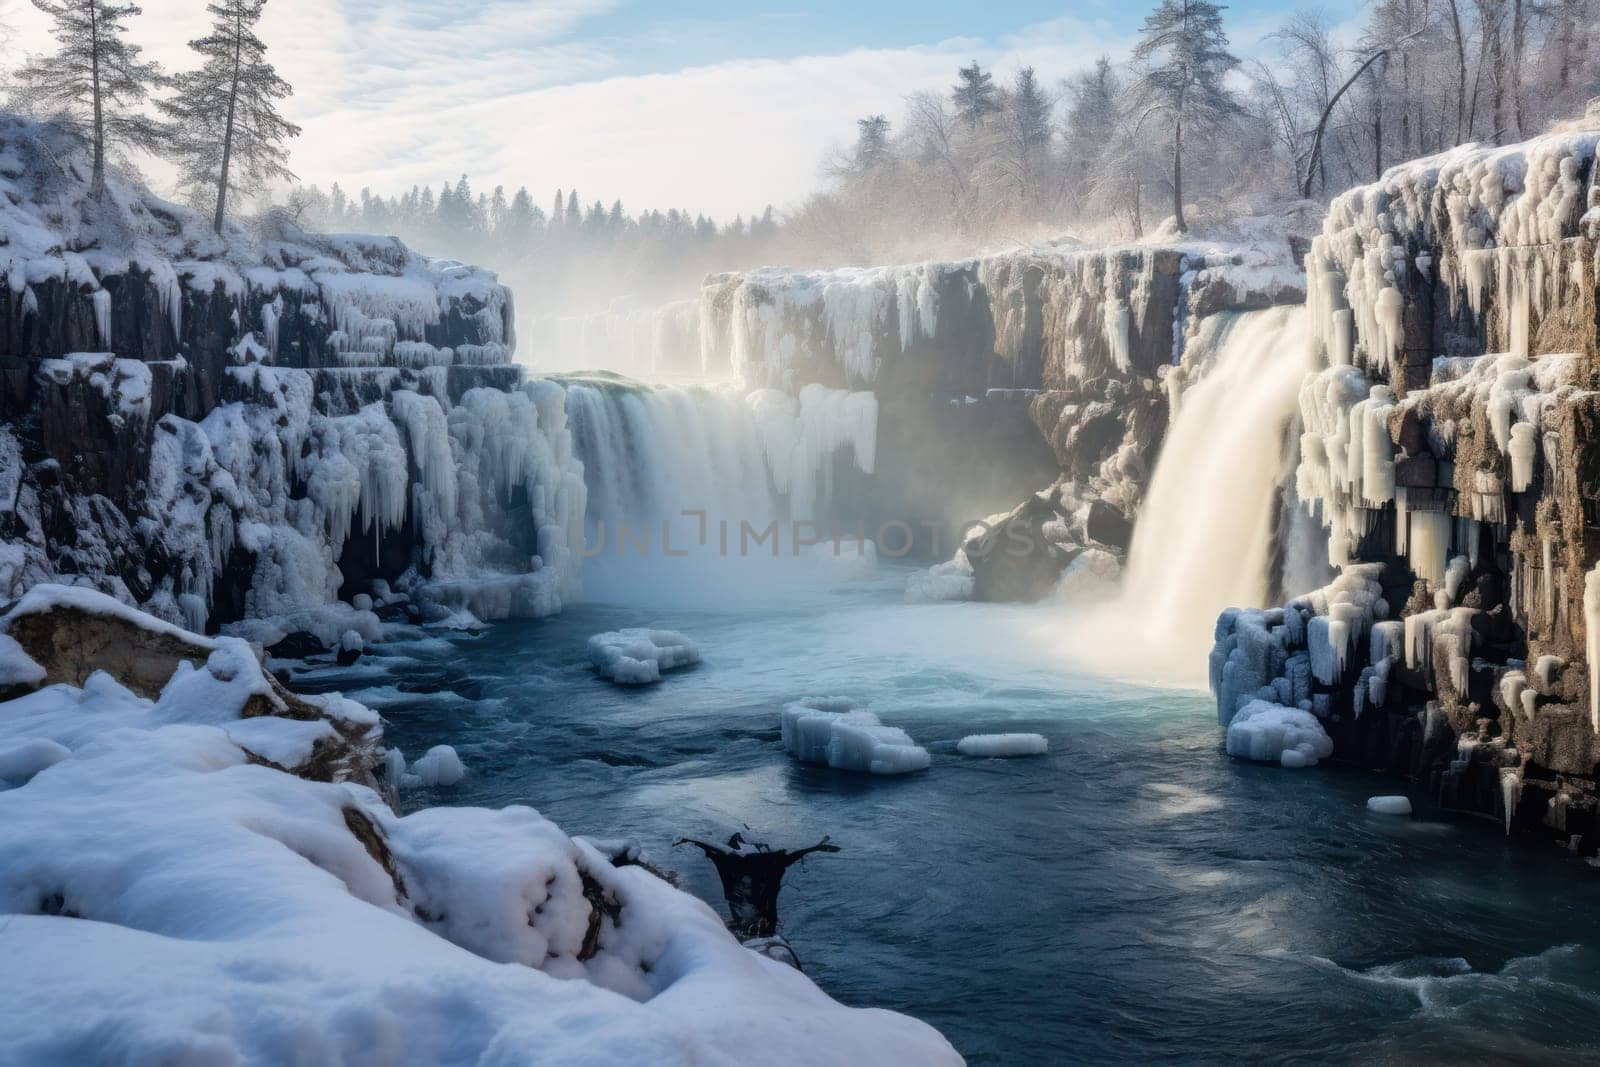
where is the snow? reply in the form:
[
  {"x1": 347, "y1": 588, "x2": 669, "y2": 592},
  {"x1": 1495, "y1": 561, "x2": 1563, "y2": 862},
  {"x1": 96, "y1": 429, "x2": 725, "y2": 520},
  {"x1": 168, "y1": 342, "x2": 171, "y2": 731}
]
[
  {"x1": 0, "y1": 736, "x2": 71, "y2": 785},
  {"x1": 812, "y1": 539, "x2": 879, "y2": 583},
  {"x1": 1366, "y1": 795, "x2": 1413, "y2": 816},
  {"x1": 1225, "y1": 699, "x2": 1335, "y2": 769},
  {"x1": 588, "y1": 629, "x2": 701, "y2": 685},
  {"x1": 0, "y1": 597, "x2": 959, "y2": 1064},
  {"x1": 779, "y1": 697, "x2": 930, "y2": 775},
  {"x1": 956, "y1": 734, "x2": 1049, "y2": 758},
  {"x1": 0, "y1": 633, "x2": 46, "y2": 689}
]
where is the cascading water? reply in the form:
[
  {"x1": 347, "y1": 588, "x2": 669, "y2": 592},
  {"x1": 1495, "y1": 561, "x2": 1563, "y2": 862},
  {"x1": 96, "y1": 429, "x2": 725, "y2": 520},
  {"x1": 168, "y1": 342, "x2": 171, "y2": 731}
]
[
  {"x1": 1082, "y1": 306, "x2": 1313, "y2": 682},
  {"x1": 564, "y1": 379, "x2": 778, "y2": 531},
  {"x1": 561, "y1": 377, "x2": 878, "y2": 605}
]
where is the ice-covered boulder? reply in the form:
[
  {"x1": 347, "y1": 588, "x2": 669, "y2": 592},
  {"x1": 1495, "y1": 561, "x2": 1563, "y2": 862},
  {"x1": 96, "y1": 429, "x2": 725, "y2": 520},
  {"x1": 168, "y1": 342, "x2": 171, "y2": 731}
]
[
  {"x1": 780, "y1": 698, "x2": 930, "y2": 775},
  {"x1": 588, "y1": 629, "x2": 701, "y2": 685},
  {"x1": 1225, "y1": 699, "x2": 1335, "y2": 768}
]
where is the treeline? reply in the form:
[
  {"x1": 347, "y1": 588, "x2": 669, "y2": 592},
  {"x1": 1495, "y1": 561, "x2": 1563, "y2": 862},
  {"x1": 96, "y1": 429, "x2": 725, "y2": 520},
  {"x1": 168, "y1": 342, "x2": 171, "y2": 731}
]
[
  {"x1": 281, "y1": 181, "x2": 786, "y2": 313},
  {"x1": 797, "y1": 0, "x2": 1600, "y2": 258}
]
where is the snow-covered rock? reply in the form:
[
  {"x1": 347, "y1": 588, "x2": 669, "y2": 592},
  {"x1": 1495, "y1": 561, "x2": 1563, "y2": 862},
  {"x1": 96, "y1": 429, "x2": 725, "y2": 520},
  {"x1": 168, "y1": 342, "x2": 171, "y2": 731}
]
[
  {"x1": 0, "y1": 597, "x2": 959, "y2": 1064},
  {"x1": 588, "y1": 629, "x2": 701, "y2": 685},
  {"x1": 0, "y1": 114, "x2": 582, "y2": 638}
]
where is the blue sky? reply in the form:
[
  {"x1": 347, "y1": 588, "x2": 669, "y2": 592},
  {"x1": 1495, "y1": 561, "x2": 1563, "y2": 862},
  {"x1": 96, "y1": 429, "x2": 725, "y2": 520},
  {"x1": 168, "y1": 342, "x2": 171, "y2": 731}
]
[{"x1": 9, "y1": 0, "x2": 1364, "y2": 217}]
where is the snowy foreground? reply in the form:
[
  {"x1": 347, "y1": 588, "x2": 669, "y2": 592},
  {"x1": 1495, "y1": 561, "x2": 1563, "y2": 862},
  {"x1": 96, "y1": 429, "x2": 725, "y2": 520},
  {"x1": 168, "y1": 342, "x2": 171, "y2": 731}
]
[{"x1": 0, "y1": 586, "x2": 959, "y2": 1064}]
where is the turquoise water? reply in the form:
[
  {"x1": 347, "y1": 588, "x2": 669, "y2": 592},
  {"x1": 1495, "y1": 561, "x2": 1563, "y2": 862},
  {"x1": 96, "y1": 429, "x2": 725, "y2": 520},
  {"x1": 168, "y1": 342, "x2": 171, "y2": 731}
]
[{"x1": 290, "y1": 562, "x2": 1600, "y2": 1064}]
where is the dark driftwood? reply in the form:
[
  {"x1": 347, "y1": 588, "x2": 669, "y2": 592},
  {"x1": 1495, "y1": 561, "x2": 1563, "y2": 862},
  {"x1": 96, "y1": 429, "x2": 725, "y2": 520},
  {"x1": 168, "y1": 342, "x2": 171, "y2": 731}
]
[{"x1": 673, "y1": 832, "x2": 840, "y2": 939}]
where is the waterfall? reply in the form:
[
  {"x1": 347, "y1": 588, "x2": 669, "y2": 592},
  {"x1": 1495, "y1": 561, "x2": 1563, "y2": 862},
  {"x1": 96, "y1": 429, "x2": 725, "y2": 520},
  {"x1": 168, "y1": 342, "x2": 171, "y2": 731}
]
[
  {"x1": 565, "y1": 379, "x2": 778, "y2": 531},
  {"x1": 1083, "y1": 306, "x2": 1313, "y2": 682},
  {"x1": 562, "y1": 378, "x2": 877, "y2": 564}
]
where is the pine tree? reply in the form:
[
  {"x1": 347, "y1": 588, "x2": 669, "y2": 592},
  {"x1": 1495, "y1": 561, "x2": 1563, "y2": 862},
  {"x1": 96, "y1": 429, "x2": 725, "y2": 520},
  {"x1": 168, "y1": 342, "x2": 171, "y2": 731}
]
[
  {"x1": 854, "y1": 114, "x2": 891, "y2": 168},
  {"x1": 951, "y1": 62, "x2": 1000, "y2": 128},
  {"x1": 1128, "y1": 0, "x2": 1241, "y2": 232},
  {"x1": 565, "y1": 190, "x2": 581, "y2": 228},
  {"x1": 13, "y1": 0, "x2": 166, "y2": 198},
  {"x1": 160, "y1": 0, "x2": 298, "y2": 233},
  {"x1": 550, "y1": 188, "x2": 564, "y2": 228}
]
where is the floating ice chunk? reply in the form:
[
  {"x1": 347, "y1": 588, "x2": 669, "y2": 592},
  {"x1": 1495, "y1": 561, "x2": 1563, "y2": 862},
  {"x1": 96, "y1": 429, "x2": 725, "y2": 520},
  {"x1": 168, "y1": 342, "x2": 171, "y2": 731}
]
[
  {"x1": 588, "y1": 628, "x2": 701, "y2": 684},
  {"x1": 412, "y1": 744, "x2": 466, "y2": 787},
  {"x1": 779, "y1": 698, "x2": 929, "y2": 775},
  {"x1": 1225, "y1": 699, "x2": 1334, "y2": 768},
  {"x1": 956, "y1": 734, "x2": 1048, "y2": 758},
  {"x1": 1366, "y1": 795, "x2": 1413, "y2": 816},
  {"x1": 0, "y1": 737, "x2": 71, "y2": 785}
]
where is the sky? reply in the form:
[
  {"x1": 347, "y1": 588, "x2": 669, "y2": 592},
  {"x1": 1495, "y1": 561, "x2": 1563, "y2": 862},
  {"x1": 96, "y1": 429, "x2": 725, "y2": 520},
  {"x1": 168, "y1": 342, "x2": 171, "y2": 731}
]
[{"x1": 4, "y1": 0, "x2": 1364, "y2": 219}]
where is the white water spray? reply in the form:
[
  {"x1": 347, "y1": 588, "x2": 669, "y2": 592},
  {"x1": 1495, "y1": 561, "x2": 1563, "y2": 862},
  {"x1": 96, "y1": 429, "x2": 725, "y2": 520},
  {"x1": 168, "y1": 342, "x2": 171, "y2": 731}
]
[{"x1": 1080, "y1": 306, "x2": 1313, "y2": 683}]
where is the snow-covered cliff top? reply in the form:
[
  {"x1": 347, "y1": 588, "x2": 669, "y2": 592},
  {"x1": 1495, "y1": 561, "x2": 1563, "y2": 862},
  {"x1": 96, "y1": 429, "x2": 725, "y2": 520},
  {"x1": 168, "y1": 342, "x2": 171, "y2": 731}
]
[{"x1": 0, "y1": 113, "x2": 512, "y2": 360}]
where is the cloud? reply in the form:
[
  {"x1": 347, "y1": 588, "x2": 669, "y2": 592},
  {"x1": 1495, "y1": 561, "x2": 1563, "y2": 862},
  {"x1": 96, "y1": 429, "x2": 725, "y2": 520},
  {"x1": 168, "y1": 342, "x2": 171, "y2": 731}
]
[{"x1": 15, "y1": 2, "x2": 1341, "y2": 218}]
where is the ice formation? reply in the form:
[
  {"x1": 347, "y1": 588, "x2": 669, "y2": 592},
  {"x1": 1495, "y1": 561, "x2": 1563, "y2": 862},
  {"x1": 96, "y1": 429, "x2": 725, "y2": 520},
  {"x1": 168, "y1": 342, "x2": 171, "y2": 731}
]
[
  {"x1": 1225, "y1": 699, "x2": 1335, "y2": 768},
  {"x1": 905, "y1": 550, "x2": 976, "y2": 604},
  {"x1": 956, "y1": 734, "x2": 1049, "y2": 758},
  {"x1": 588, "y1": 629, "x2": 702, "y2": 685},
  {"x1": 779, "y1": 697, "x2": 931, "y2": 775},
  {"x1": 412, "y1": 744, "x2": 468, "y2": 787},
  {"x1": 1366, "y1": 796, "x2": 1413, "y2": 815}
]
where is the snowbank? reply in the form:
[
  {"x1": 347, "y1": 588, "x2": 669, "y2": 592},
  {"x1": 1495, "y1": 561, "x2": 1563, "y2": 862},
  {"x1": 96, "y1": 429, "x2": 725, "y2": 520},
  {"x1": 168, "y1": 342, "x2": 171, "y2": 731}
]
[
  {"x1": 588, "y1": 629, "x2": 702, "y2": 685},
  {"x1": 956, "y1": 734, "x2": 1049, "y2": 758},
  {"x1": 0, "y1": 592, "x2": 959, "y2": 1064},
  {"x1": 780, "y1": 698, "x2": 931, "y2": 775}
]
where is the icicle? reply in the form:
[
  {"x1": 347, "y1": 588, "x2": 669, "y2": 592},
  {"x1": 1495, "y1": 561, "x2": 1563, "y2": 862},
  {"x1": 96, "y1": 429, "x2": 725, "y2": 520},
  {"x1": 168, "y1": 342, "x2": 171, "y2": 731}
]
[
  {"x1": 1510, "y1": 423, "x2": 1538, "y2": 491},
  {"x1": 1586, "y1": 563, "x2": 1600, "y2": 731},
  {"x1": 1409, "y1": 510, "x2": 1451, "y2": 584}
]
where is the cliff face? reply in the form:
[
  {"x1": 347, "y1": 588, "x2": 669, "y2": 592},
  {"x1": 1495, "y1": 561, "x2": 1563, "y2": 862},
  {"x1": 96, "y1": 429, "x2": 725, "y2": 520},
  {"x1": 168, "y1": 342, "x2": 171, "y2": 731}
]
[
  {"x1": 700, "y1": 242, "x2": 1304, "y2": 571},
  {"x1": 0, "y1": 116, "x2": 582, "y2": 638},
  {"x1": 1213, "y1": 129, "x2": 1600, "y2": 852}
]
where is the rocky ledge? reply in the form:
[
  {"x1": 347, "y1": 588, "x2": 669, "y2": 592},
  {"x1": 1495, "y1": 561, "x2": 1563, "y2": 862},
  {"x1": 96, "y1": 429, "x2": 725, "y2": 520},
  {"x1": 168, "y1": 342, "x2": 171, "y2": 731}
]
[{"x1": 1212, "y1": 126, "x2": 1600, "y2": 856}]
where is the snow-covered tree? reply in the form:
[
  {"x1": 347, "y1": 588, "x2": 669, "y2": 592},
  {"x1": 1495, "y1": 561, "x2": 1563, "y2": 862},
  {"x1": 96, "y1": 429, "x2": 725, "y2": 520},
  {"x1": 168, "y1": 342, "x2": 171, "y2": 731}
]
[
  {"x1": 952, "y1": 62, "x2": 1000, "y2": 128},
  {"x1": 161, "y1": 0, "x2": 299, "y2": 232},
  {"x1": 1127, "y1": 0, "x2": 1241, "y2": 232},
  {"x1": 854, "y1": 114, "x2": 890, "y2": 169},
  {"x1": 12, "y1": 0, "x2": 166, "y2": 198},
  {"x1": 997, "y1": 67, "x2": 1052, "y2": 206}
]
